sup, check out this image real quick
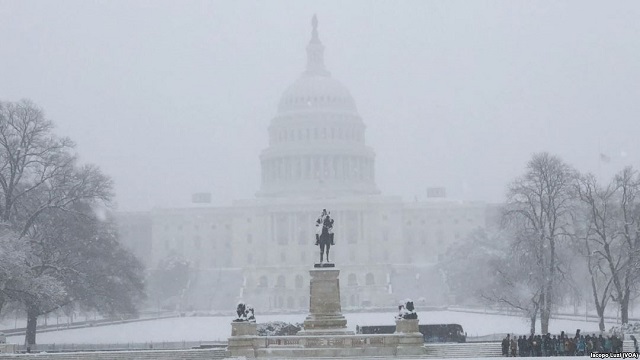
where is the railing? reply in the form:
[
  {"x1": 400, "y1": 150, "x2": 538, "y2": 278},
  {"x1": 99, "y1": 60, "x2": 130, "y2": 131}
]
[
  {"x1": 12, "y1": 341, "x2": 227, "y2": 353},
  {"x1": 263, "y1": 334, "x2": 398, "y2": 348}
]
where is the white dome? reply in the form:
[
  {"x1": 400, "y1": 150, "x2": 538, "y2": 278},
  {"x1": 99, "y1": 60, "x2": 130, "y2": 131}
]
[{"x1": 277, "y1": 74, "x2": 357, "y2": 114}]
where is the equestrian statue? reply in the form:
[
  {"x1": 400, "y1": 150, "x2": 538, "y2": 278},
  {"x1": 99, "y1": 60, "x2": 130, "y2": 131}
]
[{"x1": 315, "y1": 208, "x2": 334, "y2": 263}]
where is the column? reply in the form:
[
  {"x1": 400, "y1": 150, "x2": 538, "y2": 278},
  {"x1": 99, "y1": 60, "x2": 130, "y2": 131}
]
[{"x1": 328, "y1": 156, "x2": 334, "y2": 179}]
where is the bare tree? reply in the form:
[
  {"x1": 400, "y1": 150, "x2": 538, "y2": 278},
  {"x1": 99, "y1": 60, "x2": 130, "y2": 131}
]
[
  {"x1": 0, "y1": 99, "x2": 112, "y2": 238},
  {"x1": 0, "y1": 100, "x2": 143, "y2": 345},
  {"x1": 15, "y1": 203, "x2": 146, "y2": 345},
  {"x1": 503, "y1": 152, "x2": 577, "y2": 334},
  {"x1": 482, "y1": 230, "x2": 543, "y2": 336},
  {"x1": 611, "y1": 167, "x2": 640, "y2": 324},
  {"x1": 573, "y1": 173, "x2": 618, "y2": 330}
]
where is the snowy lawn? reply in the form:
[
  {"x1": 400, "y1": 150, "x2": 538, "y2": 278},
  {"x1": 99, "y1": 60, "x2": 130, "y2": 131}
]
[{"x1": 6, "y1": 311, "x2": 616, "y2": 344}]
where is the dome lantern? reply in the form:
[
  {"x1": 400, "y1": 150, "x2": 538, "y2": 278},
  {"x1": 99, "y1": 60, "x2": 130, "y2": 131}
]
[{"x1": 305, "y1": 14, "x2": 330, "y2": 77}]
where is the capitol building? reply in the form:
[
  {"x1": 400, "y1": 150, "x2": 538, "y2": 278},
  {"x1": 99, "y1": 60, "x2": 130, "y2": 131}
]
[{"x1": 117, "y1": 17, "x2": 488, "y2": 312}]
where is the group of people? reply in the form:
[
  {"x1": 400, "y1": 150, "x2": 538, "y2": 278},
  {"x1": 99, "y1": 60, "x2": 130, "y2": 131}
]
[{"x1": 501, "y1": 331, "x2": 625, "y2": 357}]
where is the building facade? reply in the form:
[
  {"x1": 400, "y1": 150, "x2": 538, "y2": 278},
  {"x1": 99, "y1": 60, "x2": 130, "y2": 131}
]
[{"x1": 117, "y1": 17, "x2": 488, "y2": 312}]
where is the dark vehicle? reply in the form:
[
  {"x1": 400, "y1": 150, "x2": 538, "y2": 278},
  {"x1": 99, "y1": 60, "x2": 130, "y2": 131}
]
[{"x1": 357, "y1": 324, "x2": 466, "y2": 343}]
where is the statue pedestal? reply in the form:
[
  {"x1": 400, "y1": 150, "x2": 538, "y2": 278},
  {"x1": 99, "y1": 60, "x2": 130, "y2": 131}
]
[
  {"x1": 394, "y1": 319, "x2": 425, "y2": 356},
  {"x1": 395, "y1": 318, "x2": 419, "y2": 334},
  {"x1": 228, "y1": 322, "x2": 258, "y2": 358},
  {"x1": 298, "y1": 268, "x2": 353, "y2": 335}
]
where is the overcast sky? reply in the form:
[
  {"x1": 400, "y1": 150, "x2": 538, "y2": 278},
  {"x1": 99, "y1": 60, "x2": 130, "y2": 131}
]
[{"x1": 1, "y1": 1, "x2": 639, "y2": 211}]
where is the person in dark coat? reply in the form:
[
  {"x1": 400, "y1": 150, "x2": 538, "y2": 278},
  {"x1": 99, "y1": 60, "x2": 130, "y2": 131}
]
[
  {"x1": 598, "y1": 334, "x2": 605, "y2": 352},
  {"x1": 518, "y1": 335, "x2": 525, "y2": 357},
  {"x1": 503, "y1": 335, "x2": 510, "y2": 357}
]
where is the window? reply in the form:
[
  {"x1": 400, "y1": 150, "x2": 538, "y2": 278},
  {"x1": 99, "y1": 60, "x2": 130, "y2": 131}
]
[
  {"x1": 258, "y1": 276, "x2": 268, "y2": 288},
  {"x1": 348, "y1": 273, "x2": 357, "y2": 286},
  {"x1": 287, "y1": 296, "x2": 294, "y2": 309},
  {"x1": 276, "y1": 215, "x2": 289, "y2": 245},
  {"x1": 247, "y1": 234, "x2": 253, "y2": 243},
  {"x1": 366, "y1": 273, "x2": 375, "y2": 286},
  {"x1": 295, "y1": 275, "x2": 304, "y2": 289},
  {"x1": 277, "y1": 275, "x2": 286, "y2": 288}
]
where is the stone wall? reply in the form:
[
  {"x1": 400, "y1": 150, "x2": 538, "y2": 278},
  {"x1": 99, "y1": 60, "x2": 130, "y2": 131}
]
[{"x1": 0, "y1": 348, "x2": 227, "y2": 360}]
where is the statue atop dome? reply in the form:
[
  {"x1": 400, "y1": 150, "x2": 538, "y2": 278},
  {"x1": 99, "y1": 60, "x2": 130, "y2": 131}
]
[{"x1": 305, "y1": 15, "x2": 329, "y2": 76}]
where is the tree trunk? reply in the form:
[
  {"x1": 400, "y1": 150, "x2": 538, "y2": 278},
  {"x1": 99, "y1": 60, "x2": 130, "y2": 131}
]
[
  {"x1": 595, "y1": 302, "x2": 606, "y2": 331},
  {"x1": 25, "y1": 306, "x2": 39, "y2": 346},
  {"x1": 538, "y1": 290, "x2": 550, "y2": 334},
  {"x1": 621, "y1": 289, "x2": 630, "y2": 324},
  {"x1": 530, "y1": 309, "x2": 538, "y2": 336},
  {"x1": 589, "y1": 270, "x2": 607, "y2": 331},
  {"x1": 540, "y1": 307, "x2": 550, "y2": 334},
  {"x1": 544, "y1": 237, "x2": 555, "y2": 335}
]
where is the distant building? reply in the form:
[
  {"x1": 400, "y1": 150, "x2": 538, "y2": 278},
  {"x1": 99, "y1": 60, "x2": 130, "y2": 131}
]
[{"x1": 117, "y1": 17, "x2": 489, "y2": 312}]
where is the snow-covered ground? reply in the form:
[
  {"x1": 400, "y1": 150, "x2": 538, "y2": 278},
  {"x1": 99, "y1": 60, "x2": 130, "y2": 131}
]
[{"x1": 6, "y1": 310, "x2": 616, "y2": 345}]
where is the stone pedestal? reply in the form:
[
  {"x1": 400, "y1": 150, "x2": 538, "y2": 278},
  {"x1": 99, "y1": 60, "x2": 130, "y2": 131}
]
[
  {"x1": 228, "y1": 322, "x2": 258, "y2": 358},
  {"x1": 394, "y1": 319, "x2": 426, "y2": 356},
  {"x1": 395, "y1": 318, "x2": 419, "y2": 334},
  {"x1": 0, "y1": 344, "x2": 17, "y2": 354},
  {"x1": 298, "y1": 268, "x2": 354, "y2": 335}
]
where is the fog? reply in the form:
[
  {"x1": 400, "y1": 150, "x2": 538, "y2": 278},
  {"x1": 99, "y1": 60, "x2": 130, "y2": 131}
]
[{"x1": 1, "y1": 1, "x2": 639, "y2": 211}]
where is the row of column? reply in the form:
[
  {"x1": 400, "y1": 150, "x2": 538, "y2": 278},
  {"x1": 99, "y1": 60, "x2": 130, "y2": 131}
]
[
  {"x1": 270, "y1": 125, "x2": 364, "y2": 145},
  {"x1": 270, "y1": 210, "x2": 364, "y2": 247},
  {"x1": 262, "y1": 155, "x2": 375, "y2": 183}
]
